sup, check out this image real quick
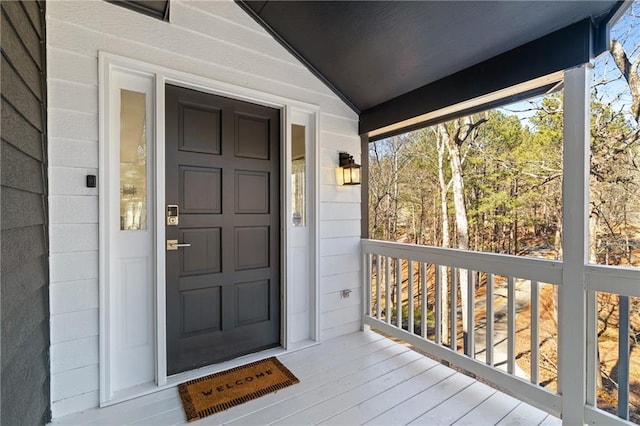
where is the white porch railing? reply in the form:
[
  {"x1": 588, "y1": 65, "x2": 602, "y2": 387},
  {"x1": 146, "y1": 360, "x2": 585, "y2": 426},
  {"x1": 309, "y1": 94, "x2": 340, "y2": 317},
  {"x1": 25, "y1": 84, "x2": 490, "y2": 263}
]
[{"x1": 361, "y1": 238, "x2": 639, "y2": 425}]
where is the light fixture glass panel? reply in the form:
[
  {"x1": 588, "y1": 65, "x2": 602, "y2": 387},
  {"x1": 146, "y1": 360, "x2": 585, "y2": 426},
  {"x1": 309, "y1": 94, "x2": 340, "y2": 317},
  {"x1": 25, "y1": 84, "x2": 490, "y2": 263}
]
[
  {"x1": 343, "y1": 167, "x2": 352, "y2": 185},
  {"x1": 351, "y1": 166, "x2": 360, "y2": 185},
  {"x1": 120, "y1": 89, "x2": 147, "y2": 230},
  {"x1": 292, "y1": 124, "x2": 306, "y2": 227}
]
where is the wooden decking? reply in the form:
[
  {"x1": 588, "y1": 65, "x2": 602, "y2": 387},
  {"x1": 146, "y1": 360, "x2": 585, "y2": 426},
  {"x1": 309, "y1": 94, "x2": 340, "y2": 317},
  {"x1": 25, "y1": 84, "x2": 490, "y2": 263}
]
[{"x1": 52, "y1": 331, "x2": 560, "y2": 425}]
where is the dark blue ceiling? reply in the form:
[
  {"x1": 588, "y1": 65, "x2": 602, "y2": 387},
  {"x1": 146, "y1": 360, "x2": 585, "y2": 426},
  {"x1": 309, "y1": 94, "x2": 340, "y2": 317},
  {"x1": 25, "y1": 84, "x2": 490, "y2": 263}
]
[{"x1": 238, "y1": 1, "x2": 622, "y2": 135}]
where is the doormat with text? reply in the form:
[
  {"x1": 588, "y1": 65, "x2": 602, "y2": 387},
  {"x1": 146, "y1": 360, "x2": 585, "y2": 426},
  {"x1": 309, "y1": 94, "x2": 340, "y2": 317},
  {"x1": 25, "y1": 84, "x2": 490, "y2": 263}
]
[{"x1": 178, "y1": 357, "x2": 299, "y2": 422}]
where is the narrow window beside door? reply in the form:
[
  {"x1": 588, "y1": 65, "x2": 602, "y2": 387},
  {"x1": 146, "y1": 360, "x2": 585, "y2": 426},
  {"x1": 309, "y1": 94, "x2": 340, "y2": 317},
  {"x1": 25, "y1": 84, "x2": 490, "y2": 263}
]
[
  {"x1": 120, "y1": 89, "x2": 148, "y2": 230},
  {"x1": 291, "y1": 124, "x2": 306, "y2": 227}
]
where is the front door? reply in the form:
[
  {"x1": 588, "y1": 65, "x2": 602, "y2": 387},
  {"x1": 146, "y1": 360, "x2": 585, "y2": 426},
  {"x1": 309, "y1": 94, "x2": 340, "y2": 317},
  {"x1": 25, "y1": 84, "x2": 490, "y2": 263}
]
[{"x1": 165, "y1": 85, "x2": 280, "y2": 375}]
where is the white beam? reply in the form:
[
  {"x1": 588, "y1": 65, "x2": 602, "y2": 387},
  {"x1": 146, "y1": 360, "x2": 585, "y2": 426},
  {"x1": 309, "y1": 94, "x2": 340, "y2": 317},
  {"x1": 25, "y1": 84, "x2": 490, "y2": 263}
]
[{"x1": 560, "y1": 64, "x2": 591, "y2": 425}]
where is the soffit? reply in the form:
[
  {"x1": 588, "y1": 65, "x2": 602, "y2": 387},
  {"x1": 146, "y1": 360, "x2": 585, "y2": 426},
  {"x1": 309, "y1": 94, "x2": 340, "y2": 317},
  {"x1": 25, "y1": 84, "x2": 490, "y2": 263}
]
[{"x1": 239, "y1": 1, "x2": 620, "y2": 115}]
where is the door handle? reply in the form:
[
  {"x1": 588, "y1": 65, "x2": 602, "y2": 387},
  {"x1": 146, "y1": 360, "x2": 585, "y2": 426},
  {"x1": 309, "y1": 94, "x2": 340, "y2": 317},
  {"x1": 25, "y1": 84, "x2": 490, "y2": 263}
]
[{"x1": 167, "y1": 239, "x2": 191, "y2": 251}]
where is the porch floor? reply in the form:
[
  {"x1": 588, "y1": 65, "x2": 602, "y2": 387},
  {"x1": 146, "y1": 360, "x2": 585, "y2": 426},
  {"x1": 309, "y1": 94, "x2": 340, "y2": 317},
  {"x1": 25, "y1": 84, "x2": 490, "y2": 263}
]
[{"x1": 52, "y1": 331, "x2": 560, "y2": 425}]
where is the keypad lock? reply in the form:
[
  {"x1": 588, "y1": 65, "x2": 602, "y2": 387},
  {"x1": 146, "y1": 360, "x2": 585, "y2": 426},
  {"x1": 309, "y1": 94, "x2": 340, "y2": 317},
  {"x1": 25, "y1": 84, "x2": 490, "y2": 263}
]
[{"x1": 167, "y1": 205, "x2": 179, "y2": 226}]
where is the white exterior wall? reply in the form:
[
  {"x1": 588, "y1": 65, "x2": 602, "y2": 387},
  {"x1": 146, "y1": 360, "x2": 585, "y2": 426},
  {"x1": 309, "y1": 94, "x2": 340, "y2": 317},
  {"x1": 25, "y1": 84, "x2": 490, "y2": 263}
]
[{"x1": 47, "y1": 0, "x2": 361, "y2": 417}]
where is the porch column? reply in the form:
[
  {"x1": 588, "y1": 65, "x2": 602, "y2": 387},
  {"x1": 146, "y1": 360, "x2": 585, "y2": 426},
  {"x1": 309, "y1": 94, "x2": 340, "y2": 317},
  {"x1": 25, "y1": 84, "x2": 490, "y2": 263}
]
[
  {"x1": 560, "y1": 64, "x2": 590, "y2": 425},
  {"x1": 361, "y1": 134, "x2": 370, "y2": 331}
]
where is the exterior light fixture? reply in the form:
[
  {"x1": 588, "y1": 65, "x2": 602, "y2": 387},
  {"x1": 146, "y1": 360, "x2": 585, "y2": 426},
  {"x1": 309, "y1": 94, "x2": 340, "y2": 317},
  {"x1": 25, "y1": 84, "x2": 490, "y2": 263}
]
[{"x1": 339, "y1": 152, "x2": 361, "y2": 185}]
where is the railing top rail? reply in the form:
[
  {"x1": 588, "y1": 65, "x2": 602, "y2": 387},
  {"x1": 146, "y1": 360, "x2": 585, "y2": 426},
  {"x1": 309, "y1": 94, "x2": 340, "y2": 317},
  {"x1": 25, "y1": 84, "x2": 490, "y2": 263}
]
[
  {"x1": 586, "y1": 264, "x2": 640, "y2": 297},
  {"x1": 362, "y1": 239, "x2": 563, "y2": 285}
]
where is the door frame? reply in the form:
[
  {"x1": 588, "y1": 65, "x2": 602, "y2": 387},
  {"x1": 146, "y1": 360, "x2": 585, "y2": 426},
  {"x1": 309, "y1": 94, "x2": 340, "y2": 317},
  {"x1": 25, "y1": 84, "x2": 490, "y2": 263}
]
[{"x1": 99, "y1": 52, "x2": 320, "y2": 404}]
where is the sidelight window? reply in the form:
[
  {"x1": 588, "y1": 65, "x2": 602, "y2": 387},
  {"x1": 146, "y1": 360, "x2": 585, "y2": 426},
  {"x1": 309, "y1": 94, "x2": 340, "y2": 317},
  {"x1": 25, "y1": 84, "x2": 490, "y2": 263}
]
[{"x1": 119, "y1": 89, "x2": 148, "y2": 230}]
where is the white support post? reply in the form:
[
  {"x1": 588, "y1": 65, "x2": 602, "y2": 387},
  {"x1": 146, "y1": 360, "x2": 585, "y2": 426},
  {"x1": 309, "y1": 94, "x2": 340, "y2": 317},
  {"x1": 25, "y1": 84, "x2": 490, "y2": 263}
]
[{"x1": 560, "y1": 64, "x2": 590, "y2": 425}]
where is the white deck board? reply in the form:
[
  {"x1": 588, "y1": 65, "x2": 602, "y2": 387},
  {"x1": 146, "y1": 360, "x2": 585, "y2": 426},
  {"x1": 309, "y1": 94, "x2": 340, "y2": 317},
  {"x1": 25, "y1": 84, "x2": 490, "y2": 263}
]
[
  {"x1": 454, "y1": 389, "x2": 521, "y2": 425},
  {"x1": 496, "y1": 402, "x2": 552, "y2": 426},
  {"x1": 50, "y1": 331, "x2": 560, "y2": 426},
  {"x1": 408, "y1": 381, "x2": 497, "y2": 425}
]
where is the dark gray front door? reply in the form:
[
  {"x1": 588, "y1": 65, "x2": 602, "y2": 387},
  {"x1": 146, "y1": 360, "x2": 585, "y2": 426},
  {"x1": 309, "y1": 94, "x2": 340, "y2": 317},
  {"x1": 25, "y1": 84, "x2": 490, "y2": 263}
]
[{"x1": 165, "y1": 85, "x2": 280, "y2": 375}]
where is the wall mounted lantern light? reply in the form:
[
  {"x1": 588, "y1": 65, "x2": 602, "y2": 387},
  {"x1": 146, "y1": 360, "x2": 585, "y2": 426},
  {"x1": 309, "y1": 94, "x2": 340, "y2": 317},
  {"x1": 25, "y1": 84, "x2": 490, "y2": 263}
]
[{"x1": 339, "y1": 152, "x2": 361, "y2": 185}]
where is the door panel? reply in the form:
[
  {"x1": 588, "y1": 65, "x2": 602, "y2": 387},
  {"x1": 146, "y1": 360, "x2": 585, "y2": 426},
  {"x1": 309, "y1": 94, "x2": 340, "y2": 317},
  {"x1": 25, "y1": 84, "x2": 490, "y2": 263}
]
[{"x1": 165, "y1": 85, "x2": 280, "y2": 375}]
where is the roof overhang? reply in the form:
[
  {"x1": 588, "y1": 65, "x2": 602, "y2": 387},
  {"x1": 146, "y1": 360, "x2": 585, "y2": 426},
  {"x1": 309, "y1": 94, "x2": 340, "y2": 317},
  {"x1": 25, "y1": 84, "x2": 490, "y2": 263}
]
[{"x1": 237, "y1": 1, "x2": 624, "y2": 138}]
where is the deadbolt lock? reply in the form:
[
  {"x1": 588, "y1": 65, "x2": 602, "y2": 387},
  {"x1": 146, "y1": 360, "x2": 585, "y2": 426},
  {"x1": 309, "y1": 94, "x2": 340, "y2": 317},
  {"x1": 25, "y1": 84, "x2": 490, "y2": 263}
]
[{"x1": 167, "y1": 204, "x2": 179, "y2": 226}]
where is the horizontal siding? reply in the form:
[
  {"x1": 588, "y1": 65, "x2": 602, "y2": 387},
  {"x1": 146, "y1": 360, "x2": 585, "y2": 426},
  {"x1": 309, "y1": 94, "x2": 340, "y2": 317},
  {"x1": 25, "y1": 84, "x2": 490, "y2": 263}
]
[
  {"x1": 49, "y1": 251, "x2": 98, "y2": 283},
  {"x1": 321, "y1": 271, "x2": 362, "y2": 295},
  {"x1": 50, "y1": 224, "x2": 98, "y2": 253},
  {"x1": 47, "y1": 80, "x2": 98, "y2": 114},
  {"x1": 50, "y1": 309, "x2": 99, "y2": 344},
  {"x1": 2, "y1": 1, "x2": 43, "y2": 69},
  {"x1": 2, "y1": 139, "x2": 45, "y2": 193},
  {"x1": 1, "y1": 54, "x2": 43, "y2": 130},
  {"x1": 50, "y1": 279, "x2": 99, "y2": 316},
  {"x1": 47, "y1": 0, "x2": 360, "y2": 417},
  {"x1": 1, "y1": 186, "x2": 45, "y2": 229},
  {"x1": 48, "y1": 196, "x2": 98, "y2": 224},
  {"x1": 1, "y1": 282, "x2": 48, "y2": 363},
  {"x1": 1, "y1": 99, "x2": 44, "y2": 160},
  {"x1": 320, "y1": 220, "x2": 361, "y2": 239},
  {"x1": 2, "y1": 7, "x2": 43, "y2": 98},
  {"x1": 320, "y1": 236, "x2": 361, "y2": 257},
  {"x1": 50, "y1": 391, "x2": 100, "y2": 419},
  {"x1": 50, "y1": 336, "x2": 99, "y2": 374},
  {"x1": 48, "y1": 138, "x2": 98, "y2": 169},
  {"x1": 51, "y1": 364, "x2": 99, "y2": 402},
  {"x1": 1, "y1": 1, "x2": 49, "y2": 423}
]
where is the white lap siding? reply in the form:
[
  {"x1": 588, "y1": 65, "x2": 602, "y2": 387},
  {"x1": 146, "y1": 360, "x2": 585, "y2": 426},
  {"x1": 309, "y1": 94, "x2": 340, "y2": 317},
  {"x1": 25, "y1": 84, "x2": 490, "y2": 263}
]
[{"x1": 47, "y1": 0, "x2": 360, "y2": 417}]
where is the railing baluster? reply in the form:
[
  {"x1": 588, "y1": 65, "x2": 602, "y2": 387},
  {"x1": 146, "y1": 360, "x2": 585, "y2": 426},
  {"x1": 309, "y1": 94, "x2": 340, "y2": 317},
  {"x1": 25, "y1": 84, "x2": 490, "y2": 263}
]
[
  {"x1": 507, "y1": 276, "x2": 516, "y2": 375},
  {"x1": 365, "y1": 253, "x2": 372, "y2": 318},
  {"x1": 375, "y1": 254, "x2": 381, "y2": 320},
  {"x1": 530, "y1": 280, "x2": 539, "y2": 385},
  {"x1": 435, "y1": 264, "x2": 442, "y2": 345},
  {"x1": 421, "y1": 262, "x2": 428, "y2": 339},
  {"x1": 466, "y1": 269, "x2": 475, "y2": 358},
  {"x1": 408, "y1": 260, "x2": 414, "y2": 333},
  {"x1": 396, "y1": 258, "x2": 402, "y2": 329},
  {"x1": 451, "y1": 267, "x2": 457, "y2": 351},
  {"x1": 486, "y1": 273, "x2": 494, "y2": 366},
  {"x1": 385, "y1": 256, "x2": 391, "y2": 324},
  {"x1": 618, "y1": 295, "x2": 630, "y2": 420},
  {"x1": 586, "y1": 290, "x2": 598, "y2": 408}
]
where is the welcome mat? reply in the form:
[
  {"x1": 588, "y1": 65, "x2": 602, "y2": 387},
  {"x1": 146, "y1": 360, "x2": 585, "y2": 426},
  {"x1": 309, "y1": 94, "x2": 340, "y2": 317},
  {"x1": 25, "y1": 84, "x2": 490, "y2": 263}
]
[{"x1": 178, "y1": 357, "x2": 299, "y2": 422}]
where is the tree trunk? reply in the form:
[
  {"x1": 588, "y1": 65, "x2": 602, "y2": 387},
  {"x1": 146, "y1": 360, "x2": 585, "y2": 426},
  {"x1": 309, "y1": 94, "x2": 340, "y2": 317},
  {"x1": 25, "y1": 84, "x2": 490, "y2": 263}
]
[
  {"x1": 436, "y1": 124, "x2": 450, "y2": 344},
  {"x1": 446, "y1": 120, "x2": 470, "y2": 353},
  {"x1": 611, "y1": 39, "x2": 640, "y2": 122}
]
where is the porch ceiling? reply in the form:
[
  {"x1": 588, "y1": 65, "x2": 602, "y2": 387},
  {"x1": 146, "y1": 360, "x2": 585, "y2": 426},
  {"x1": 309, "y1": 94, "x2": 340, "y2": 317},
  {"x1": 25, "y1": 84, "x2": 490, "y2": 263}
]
[{"x1": 237, "y1": 0, "x2": 622, "y2": 137}]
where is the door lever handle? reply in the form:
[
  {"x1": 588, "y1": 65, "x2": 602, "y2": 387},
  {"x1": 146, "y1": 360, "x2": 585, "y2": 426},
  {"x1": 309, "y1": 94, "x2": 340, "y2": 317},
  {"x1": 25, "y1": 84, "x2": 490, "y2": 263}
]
[{"x1": 167, "y1": 240, "x2": 191, "y2": 251}]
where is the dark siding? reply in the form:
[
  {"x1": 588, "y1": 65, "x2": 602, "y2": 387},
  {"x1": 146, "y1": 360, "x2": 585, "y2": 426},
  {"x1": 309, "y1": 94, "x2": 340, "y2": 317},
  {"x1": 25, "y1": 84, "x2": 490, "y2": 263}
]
[{"x1": 1, "y1": 1, "x2": 50, "y2": 424}]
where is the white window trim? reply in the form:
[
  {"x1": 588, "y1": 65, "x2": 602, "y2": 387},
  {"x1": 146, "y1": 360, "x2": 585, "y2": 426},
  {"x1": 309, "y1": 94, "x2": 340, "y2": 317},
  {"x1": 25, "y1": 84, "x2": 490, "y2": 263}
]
[{"x1": 98, "y1": 52, "x2": 320, "y2": 405}]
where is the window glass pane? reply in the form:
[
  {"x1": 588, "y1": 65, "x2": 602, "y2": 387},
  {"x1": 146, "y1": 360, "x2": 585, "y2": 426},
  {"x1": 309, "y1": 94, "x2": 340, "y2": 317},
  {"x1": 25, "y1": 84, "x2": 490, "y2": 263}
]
[
  {"x1": 292, "y1": 124, "x2": 306, "y2": 227},
  {"x1": 120, "y1": 89, "x2": 147, "y2": 230}
]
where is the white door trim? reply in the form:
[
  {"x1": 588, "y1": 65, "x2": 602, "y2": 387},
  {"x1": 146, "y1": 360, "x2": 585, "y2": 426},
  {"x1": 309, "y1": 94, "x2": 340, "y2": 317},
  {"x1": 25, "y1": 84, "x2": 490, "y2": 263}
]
[{"x1": 99, "y1": 52, "x2": 320, "y2": 404}]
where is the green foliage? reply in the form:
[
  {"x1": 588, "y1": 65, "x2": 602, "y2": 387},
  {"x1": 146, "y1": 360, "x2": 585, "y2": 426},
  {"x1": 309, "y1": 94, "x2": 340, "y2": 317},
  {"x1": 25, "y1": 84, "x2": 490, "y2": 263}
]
[
  {"x1": 390, "y1": 305, "x2": 435, "y2": 335},
  {"x1": 368, "y1": 85, "x2": 640, "y2": 262}
]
